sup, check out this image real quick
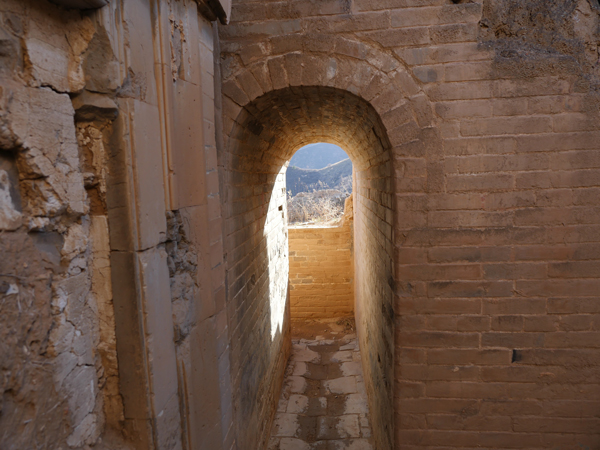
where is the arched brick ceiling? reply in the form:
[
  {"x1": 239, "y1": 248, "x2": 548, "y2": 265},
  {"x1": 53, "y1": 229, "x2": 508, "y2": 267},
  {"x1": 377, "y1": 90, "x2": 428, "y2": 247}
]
[{"x1": 229, "y1": 86, "x2": 390, "y2": 172}]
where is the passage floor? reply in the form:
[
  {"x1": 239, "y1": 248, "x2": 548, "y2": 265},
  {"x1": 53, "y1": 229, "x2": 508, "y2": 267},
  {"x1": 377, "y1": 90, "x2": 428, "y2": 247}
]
[{"x1": 268, "y1": 319, "x2": 375, "y2": 450}]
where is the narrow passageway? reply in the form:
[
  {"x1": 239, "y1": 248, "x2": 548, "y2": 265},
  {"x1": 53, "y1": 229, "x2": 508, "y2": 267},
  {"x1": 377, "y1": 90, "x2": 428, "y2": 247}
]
[{"x1": 268, "y1": 319, "x2": 374, "y2": 450}]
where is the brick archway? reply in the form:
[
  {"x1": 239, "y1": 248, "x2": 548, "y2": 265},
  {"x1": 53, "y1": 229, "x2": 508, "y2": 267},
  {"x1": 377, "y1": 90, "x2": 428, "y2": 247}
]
[
  {"x1": 219, "y1": 32, "x2": 444, "y2": 446},
  {"x1": 219, "y1": 41, "x2": 443, "y2": 450}
]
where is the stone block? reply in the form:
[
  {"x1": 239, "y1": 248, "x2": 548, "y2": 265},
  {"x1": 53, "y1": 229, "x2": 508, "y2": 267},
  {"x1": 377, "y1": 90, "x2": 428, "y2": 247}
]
[
  {"x1": 130, "y1": 99, "x2": 168, "y2": 250},
  {"x1": 121, "y1": 0, "x2": 159, "y2": 105},
  {"x1": 317, "y1": 415, "x2": 360, "y2": 439},
  {"x1": 137, "y1": 247, "x2": 179, "y2": 413},
  {"x1": 188, "y1": 318, "x2": 226, "y2": 449},
  {"x1": 166, "y1": 80, "x2": 206, "y2": 209},
  {"x1": 324, "y1": 377, "x2": 358, "y2": 395}
]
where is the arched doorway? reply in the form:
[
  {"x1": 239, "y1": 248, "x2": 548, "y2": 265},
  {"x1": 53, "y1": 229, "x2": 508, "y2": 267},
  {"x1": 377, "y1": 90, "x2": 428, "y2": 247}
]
[{"x1": 221, "y1": 86, "x2": 395, "y2": 449}]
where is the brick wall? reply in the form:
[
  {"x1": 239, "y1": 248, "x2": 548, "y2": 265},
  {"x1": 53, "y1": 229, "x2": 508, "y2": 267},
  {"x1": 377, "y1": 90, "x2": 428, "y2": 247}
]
[
  {"x1": 220, "y1": 85, "x2": 397, "y2": 449},
  {"x1": 288, "y1": 204, "x2": 354, "y2": 319},
  {"x1": 353, "y1": 166, "x2": 396, "y2": 449},
  {"x1": 219, "y1": 0, "x2": 600, "y2": 448},
  {"x1": 221, "y1": 123, "x2": 292, "y2": 449}
]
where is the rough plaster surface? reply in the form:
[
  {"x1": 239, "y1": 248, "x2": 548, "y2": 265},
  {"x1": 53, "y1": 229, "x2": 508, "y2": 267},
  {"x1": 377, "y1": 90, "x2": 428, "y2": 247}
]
[
  {"x1": 0, "y1": 2, "x2": 118, "y2": 448},
  {"x1": 480, "y1": 0, "x2": 600, "y2": 77},
  {"x1": 0, "y1": 0, "x2": 223, "y2": 448}
]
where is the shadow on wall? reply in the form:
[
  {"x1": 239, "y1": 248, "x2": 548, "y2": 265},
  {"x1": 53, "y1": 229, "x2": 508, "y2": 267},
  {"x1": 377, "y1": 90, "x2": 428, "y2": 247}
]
[{"x1": 222, "y1": 86, "x2": 395, "y2": 450}]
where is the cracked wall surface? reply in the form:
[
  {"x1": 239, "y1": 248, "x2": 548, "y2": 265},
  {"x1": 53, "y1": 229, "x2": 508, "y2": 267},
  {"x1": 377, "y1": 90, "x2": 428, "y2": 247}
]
[
  {"x1": 0, "y1": 0, "x2": 229, "y2": 449},
  {"x1": 0, "y1": 1, "x2": 126, "y2": 449}
]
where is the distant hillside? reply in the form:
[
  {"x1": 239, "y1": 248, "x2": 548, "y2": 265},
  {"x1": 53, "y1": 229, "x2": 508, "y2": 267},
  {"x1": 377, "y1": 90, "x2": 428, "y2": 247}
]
[
  {"x1": 289, "y1": 143, "x2": 349, "y2": 169},
  {"x1": 286, "y1": 158, "x2": 352, "y2": 196}
]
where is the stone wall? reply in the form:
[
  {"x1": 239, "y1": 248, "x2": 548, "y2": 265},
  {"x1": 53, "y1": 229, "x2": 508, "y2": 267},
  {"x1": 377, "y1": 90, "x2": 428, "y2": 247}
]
[
  {"x1": 0, "y1": 0, "x2": 231, "y2": 449},
  {"x1": 0, "y1": 1, "x2": 125, "y2": 448},
  {"x1": 288, "y1": 200, "x2": 354, "y2": 319}
]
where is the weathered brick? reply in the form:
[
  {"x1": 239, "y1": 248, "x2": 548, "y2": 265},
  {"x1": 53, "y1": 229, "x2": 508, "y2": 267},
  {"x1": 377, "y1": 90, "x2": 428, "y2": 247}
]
[
  {"x1": 396, "y1": 43, "x2": 493, "y2": 66},
  {"x1": 516, "y1": 280, "x2": 600, "y2": 297},
  {"x1": 396, "y1": 263, "x2": 481, "y2": 281},
  {"x1": 428, "y1": 246, "x2": 511, "y2": 263},
  {"x1": 426, "y1": 413, "x2": 512, "y2": 431},
  {"x1": 513, "y1": 417, "x2": 600, "y2": 433},
  {"x1": 444, "y1": 61, "x2": 493, "y2": 82},
  {"x1": 435, "y1": 99, "x2": 491, "y2": 119},
  {"x1": 483, "y1": 263, "x2": 546, "y2": 280},
  {"x1": 523, "y1": 316, "x2": 558, "y2": 332},
  {"x1": 483, "y1": 298, "x2": 546, "y2": 315},
  {"x1": 429, "y1": 23, "x2": 478, "y2": 44},
  {"x1": 401, "y1": 364, "x2": 479, "y2": 381},
  {"x1": 426, "y1": 381, "x2": 509, "y2": 399},
  {"x1": 398, "y1": 331, "x2": 480, "y2": 348},
  {"x1": 397, "y1": 297, "x2": 481, "y2": 315},
  {"x1": 490, "y1": 316, "x2": 525, "y2": 333},
  {"x1": 446, "y1": 173, "x2": 514, "y2": 192},
  {"x1": 391, "y1": 4, "x2": 482, "y2": 28},
  {"x1": 460, "y1": 116, "x2": 553, "y2": 136},
  {"x1": 365, "y1": 27, "x2": 430, "y2": 47},
  {"x1": 428, "y1": 349, "x2": 510, "y2": 366}
]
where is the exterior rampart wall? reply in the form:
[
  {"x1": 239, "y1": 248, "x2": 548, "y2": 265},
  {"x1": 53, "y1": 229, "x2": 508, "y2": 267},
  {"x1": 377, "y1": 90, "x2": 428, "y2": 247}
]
[{"x1": 288, "y1": 207, "x2": 354, "y2": 319}]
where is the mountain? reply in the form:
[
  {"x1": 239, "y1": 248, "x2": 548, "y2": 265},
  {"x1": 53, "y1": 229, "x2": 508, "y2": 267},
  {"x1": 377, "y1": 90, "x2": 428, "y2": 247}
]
[
  {"x1": 286, "y1": 158, "x2": 352, "y2": 196},
  {"x1": 289, "y1": 143, "x2": 349, "y2": 169}
]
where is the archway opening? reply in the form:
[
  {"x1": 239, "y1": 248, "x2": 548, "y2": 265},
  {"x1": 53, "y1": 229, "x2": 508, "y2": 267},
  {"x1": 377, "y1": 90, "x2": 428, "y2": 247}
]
[
  {"x1": 287, "y1": 143, "x2": 352, "y2": 226},
  {"x1": 286, "y1": 142, "x2": 355, "y2": 320},
  {"x1": 222, "y1": 86, "x2": 395, "y2": 449}
]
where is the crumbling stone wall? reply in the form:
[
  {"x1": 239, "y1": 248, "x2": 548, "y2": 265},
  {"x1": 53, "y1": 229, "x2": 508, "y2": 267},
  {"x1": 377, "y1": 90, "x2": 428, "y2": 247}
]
[
  {"x1": 220, "y1": 0, "x2": 600, "y2": 448},
  {"x1": 288, "y1": 204, "x2": 354, "y2": 319},
  {"x1": 1, "y1": 0, "x2": 232, "y2": 449},
  {"x1": 0, "y1": 1, "x2": 126, "y2": 448}
]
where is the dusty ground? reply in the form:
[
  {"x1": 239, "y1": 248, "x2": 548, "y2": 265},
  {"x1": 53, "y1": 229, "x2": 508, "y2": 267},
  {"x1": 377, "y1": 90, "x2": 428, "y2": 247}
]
[
  {"x1": 290, "y1": 318, "x2": 356, "y2": 340},
  {"x1": 268, "y1": 318, "x2": 374, "y2": 450}
]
